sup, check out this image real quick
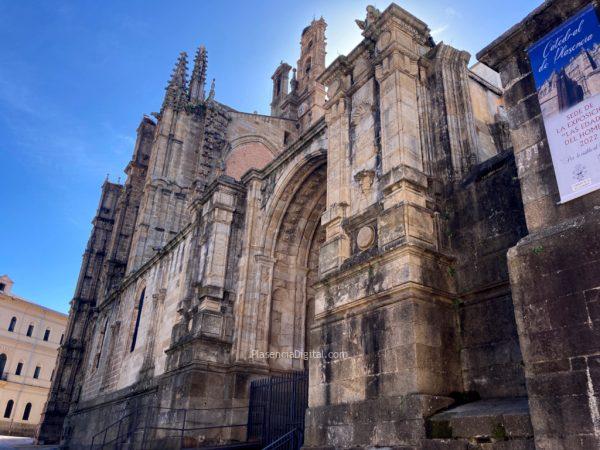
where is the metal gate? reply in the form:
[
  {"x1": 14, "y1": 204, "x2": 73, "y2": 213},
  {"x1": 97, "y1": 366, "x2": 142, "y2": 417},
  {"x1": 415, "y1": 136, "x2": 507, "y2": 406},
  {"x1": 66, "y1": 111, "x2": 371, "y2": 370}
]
[{"x1": 247, "y1": 371, "x2": 308, "y2": 449}]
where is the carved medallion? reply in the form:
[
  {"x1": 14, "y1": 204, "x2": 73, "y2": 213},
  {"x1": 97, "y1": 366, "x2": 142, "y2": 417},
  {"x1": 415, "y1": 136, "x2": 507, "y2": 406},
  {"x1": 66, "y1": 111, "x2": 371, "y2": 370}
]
[{"x1": 357, "y1": 226, "x2": 375, "y2": 250}]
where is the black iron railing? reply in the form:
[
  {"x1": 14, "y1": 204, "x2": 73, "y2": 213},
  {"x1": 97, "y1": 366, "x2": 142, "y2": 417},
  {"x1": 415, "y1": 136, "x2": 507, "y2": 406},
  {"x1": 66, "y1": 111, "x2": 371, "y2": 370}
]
[
  {"x1": 89, "y1": 370, "x2": 309, "y2": 450},
  {"x1": 89, "y1": 405, "x2": 251, "y2": 450},
  {"x1": 247, "y1": 370, "x2": 308, "y2": 449},
  {"x1": 263, "y1": 427, "x2": 304, "y2": 450}
]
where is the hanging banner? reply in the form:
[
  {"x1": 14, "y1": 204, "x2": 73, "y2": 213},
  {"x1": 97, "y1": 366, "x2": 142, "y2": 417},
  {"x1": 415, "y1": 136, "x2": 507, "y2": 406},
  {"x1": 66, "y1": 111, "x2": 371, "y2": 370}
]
[{"x1": 528, "y1": 5, "x2": 600, "y2": 203}]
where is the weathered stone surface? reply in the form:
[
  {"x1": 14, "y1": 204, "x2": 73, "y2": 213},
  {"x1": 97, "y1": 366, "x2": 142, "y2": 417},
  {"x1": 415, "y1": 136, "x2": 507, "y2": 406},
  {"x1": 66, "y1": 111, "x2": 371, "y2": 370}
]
[
  {"x1": 478, "y1": 1, "x2": 600, "y2": 448},
  {"x1": 37, "y1": 1, "x2": 600, "y2": 449}
]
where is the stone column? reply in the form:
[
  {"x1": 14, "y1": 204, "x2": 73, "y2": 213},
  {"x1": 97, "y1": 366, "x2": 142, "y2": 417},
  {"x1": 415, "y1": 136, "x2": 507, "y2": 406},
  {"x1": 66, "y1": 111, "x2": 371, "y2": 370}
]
[
  {"x1": 319, "y1": 92, "x2": 351, "y2": 276},
  {"x1": 250, "y1": 254, "x2": 276, "y2": 363},
  {"x1": 196, "y1": 183, "x2": 236, "y2": 313},
  {"x1": 478, "y1": 1, "x2": 600, "y2": 448}
]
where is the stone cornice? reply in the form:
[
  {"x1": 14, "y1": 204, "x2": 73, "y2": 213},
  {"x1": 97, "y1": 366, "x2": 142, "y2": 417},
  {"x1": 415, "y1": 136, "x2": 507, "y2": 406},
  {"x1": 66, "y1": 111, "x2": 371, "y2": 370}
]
[
  {"x1": 191, "y1": 175, "x2": 246, "y2": 211},
  {"x1": 0, "y1": 292, "x2": 69, "y2": 319},
  {"x1": 364, "y1": 3, "x2": 431, "y2": 46},
  {"x1": 318, "y1": 55, "x2": 351, "y2": 87},
  {"x1": 317, "y1": 241, "x2": 455, "y2": 289},
  {"x1": 381, "y1": 3, "x2": 430, "y2": 36},
  {"x1": 467, "y1": 69, "x2": 503, "y2": 95},
  {"x1": 99, "y1": 223, "x2": 193, "y2": 311}
]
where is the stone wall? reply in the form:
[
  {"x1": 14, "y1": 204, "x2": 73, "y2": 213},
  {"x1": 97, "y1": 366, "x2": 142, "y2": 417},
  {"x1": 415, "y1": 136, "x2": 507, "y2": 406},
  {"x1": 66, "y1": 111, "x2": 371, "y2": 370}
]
[
  {"x1": 446, "y1": 151, "x2": 528, "y2": 399},
  {"x1": 36, "y1": 180, "x2": 123, "y2": 444},
  {"x1": 479, "y1": 0, "x2": 600, "y2": 448},
  {"x1": 39, "y1": 3, "x2": 549, "y2": 449}
]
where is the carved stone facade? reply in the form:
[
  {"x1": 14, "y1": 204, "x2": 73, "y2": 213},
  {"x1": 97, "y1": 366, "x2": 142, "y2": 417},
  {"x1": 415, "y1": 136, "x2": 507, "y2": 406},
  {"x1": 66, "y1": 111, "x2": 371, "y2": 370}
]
[{"x1": 35, "y1": 2, "x2": 599, "y2": 449}]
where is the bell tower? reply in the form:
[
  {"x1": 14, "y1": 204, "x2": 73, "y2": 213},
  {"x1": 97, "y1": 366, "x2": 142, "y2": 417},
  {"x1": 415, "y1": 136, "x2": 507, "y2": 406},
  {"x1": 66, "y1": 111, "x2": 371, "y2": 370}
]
[
  {"x1": 296, "y1": 17, "x2": 327, "y2": 131},
  {"x1": 270, "y1": 61, "x2": 292, "y2": 116}
]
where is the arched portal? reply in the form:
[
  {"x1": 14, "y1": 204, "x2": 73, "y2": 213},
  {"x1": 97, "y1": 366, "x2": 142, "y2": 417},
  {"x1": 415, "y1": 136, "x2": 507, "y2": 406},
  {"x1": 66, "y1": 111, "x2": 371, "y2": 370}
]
[{"x1": 267, "y1": 161, "x2": 326, "y2": 371}]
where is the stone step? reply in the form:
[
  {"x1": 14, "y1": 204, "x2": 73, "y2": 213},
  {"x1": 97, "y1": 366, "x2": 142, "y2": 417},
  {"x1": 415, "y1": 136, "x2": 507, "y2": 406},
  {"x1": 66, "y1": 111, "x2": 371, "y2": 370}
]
[
  {"x1": 189, "y1": 441, "x2": 262, "y2": 450},
  {"x1": 424, "y1": 397, "x2": 534, "y2": 448}
]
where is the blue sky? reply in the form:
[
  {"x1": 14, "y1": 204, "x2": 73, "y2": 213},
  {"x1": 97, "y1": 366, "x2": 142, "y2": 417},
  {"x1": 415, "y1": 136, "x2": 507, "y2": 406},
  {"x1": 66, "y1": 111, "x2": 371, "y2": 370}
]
[{"x1": 0, "y1": 0, "x2": 539, "y2": 313}]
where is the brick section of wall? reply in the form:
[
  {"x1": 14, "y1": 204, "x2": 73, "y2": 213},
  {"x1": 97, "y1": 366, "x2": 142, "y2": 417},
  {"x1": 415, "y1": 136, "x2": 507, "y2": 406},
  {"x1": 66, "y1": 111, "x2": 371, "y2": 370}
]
[{"x1": 225, "y1": 142, "x2": 274, "y2": 179}]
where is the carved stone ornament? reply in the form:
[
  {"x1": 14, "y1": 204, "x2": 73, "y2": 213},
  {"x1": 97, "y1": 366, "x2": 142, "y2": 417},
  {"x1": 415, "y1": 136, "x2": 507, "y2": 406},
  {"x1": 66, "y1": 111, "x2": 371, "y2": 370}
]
[
  {"x1": 354, "y1": 169, "x2": 375, "y2": 195},
  {"x1": 357, "y1": 226, "x2": 375, "y2": 250}
]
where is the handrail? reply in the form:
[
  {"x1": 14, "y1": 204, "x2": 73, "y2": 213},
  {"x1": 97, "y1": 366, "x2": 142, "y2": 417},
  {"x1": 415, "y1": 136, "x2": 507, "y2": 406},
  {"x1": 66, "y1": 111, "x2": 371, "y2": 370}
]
[
  {"x1": 90, "y1": 403, "x2": 255, "y2": 450},
  {"x1": 89, "y1": 391, "x2": 306, "y2": 450},
  {"x1": 90, "y1": 411, "x2": 134, "y2": 441},
  {"x1": 89, "y1": 404, "x2": 252, "y2": 449},
  {"x1": 140, "y1": 423, "x2": 247, "y2": 432},
  {"x1": 90, "y1": 411, "x2": 135, "y2": 450},
  {"x1": 263, "y1": 427, "x2": 303, "y2": 450}
]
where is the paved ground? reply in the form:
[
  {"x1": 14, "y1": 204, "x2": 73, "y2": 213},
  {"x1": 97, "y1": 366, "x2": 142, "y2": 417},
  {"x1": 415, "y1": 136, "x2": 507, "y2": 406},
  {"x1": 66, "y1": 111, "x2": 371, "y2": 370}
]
[
  {"x1": 0, "y1": 436, "x2": 33, "y2": 449},
  {"x1": 0, "y1": 436, "x2": 57, "y2": 449}
]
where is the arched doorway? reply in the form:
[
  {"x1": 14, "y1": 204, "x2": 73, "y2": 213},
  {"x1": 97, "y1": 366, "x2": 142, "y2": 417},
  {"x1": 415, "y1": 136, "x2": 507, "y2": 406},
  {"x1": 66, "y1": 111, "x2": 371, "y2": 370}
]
[
  {"x1": 245, "y1": 158, "x2": 326, "y2": 448},
  {"x1": 266, "y1": 161, "x2": 327, "y2": 371}
]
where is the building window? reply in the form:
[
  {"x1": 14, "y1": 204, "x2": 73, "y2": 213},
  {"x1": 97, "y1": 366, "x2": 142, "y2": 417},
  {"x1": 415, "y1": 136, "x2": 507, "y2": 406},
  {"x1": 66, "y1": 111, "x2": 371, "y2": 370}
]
[
  {"x1": 26, "y1": 324, "x2": 34, "y2": 337},
  {"x1": 43, "y1": 329, "x2": 50, "y2": 341},
  {"x1": 305, "y1": 57, "x2": 312, "y2": 77},
  {"x1": 15, "y1": 362, "x2": 23, "y2": 376},
  {"x1": 33, "y1": 366, "x2": 41, "y2": 379},
  {"x1": 0, "y1": 353, "x2": 6, "y2": 378},
  {"x1": 4, "y1": 400, "x2": 13, "y2": 418},
  {"x1": 130, "y1": 288, "x2": 145, "y2": 352},
  {"x1": 0, "y1": 282, "x2": 5, "y2": 292},
  {"x1": 22, "y1": 403, "x2": 32, "y2": 421},
  {"x1": 60, "y1": 333, "x2": 64, "y2": 344},
  {"x1": 179, "y1": 244, "x2": 185, "y2": 273},
  {"x1": 8, "y1": 317, "x2": 16, "y2": 332},
  {"x1": 96, "y1": 319, "x2": 109, "y2": 368},
  {"x1": 50, "y1": 369, "x2": 55, "y2": 382}
]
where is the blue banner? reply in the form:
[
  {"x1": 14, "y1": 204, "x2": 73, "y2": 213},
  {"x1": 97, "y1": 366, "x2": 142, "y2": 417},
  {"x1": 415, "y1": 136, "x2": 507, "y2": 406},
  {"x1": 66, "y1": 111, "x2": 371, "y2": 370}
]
[{"x1": 527, "y1": 5, "x2": 600, "y2": 202}]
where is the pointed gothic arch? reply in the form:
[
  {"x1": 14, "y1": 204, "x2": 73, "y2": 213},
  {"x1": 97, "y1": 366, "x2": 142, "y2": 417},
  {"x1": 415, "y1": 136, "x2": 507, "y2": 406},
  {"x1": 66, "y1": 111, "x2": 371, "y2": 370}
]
[{"x1": 262, "y1": 155, "x2": 327, "y2": 371}]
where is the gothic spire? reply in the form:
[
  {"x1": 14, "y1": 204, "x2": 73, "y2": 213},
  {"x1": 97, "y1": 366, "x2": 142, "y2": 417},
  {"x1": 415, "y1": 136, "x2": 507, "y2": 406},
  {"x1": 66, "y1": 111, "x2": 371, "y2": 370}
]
[
  {"x1": 162, "y1": 51, "x2": 189, "y2": 112},
  {"x1": 207, "y1": 78, "x2": 216, "y2": 101},
  {"x1": 189, "y1": 45, "x2": 208, "y2": 102}
]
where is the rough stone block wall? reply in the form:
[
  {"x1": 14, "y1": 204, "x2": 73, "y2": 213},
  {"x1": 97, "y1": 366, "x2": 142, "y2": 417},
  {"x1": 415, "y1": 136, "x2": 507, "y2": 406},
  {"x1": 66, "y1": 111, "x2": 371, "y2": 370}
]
[
  {"x1": 478, "y1": 1, "x2": 600, "y2": 447},
  {"x1": 444, "y1": 151, "x2": 528, "y2": 399},
  {"x1": 43, "y1": 3, "x2": 570, "y2": 448},
  {"x1": 508, "y1": 209, "x2": 600, "y2": 449},
  {"x1": 64, "y1": 386, "x2": 157, "y2": 449},
  {"x1": 307, "y1": 297, "x2": 459, "y2": 446}
]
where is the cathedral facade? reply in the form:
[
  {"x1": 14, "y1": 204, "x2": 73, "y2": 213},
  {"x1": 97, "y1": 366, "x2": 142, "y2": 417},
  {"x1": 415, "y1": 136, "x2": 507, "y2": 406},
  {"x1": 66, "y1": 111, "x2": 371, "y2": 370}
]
[{"x1": 36, "y1": 2, "x2": 600, "y2": 449}]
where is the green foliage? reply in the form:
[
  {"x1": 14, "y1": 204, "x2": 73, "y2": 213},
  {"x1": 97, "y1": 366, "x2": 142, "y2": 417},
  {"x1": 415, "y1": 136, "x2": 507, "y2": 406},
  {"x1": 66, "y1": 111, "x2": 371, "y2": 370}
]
[
  {"x1": 491, "y1": 423, "x2": 508, "y2": 441},
  {"x1": 428, "y1": 420, "x2": 453, "y2": 439}
]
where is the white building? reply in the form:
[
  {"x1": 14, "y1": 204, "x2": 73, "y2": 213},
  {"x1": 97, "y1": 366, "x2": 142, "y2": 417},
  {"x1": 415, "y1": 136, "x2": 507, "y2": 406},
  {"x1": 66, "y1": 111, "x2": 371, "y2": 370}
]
[{"x1": 0, "y1": 275, "x2": 67, "y2": 437}]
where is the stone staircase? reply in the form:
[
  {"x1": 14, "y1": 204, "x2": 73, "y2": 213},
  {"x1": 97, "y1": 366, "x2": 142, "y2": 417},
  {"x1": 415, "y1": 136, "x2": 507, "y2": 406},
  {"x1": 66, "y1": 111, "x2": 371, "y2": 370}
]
[{"x1": 424, "y1": 397, "x2": 534, "y2": 449}]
